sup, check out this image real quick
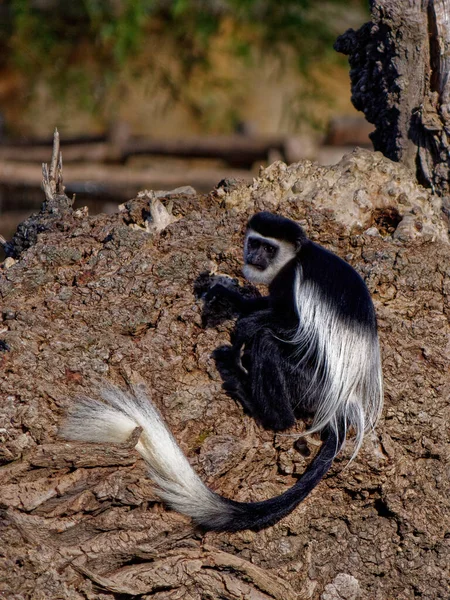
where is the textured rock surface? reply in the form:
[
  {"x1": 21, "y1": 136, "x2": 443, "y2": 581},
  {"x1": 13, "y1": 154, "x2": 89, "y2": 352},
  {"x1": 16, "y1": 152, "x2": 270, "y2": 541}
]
[
  {"x1": 224, "y1": 149, "x2": 448, "y2": 242},
  {"x1": 0, "y1": 149, "x2": 449, "y2": 599}
]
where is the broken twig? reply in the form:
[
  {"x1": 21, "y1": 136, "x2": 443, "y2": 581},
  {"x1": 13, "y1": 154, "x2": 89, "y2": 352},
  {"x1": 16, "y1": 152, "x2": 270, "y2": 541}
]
[{"x1": 42, "y1": 128, "x2": 65, "y2": 202}]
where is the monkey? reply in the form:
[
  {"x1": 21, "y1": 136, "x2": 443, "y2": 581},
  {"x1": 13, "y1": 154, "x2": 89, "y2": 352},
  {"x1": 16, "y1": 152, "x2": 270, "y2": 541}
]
[{"x1": 61, "y1": 211, "x2": 383, "y2": 532}]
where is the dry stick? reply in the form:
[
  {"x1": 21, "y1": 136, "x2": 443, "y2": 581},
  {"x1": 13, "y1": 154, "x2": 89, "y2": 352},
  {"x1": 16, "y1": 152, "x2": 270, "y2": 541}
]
[
  {"x1": 42, "y1": 128, "x2": 64, "y2": 201},
  {"x1": 41, "y1": 162, "x2": 52, "y2": 202},
  {"x1": 49, "y1": 127, "x2": 60, "y2": 184},
  {"x1": 57, "y1": 150, "x2": 64, "y2": 193}
]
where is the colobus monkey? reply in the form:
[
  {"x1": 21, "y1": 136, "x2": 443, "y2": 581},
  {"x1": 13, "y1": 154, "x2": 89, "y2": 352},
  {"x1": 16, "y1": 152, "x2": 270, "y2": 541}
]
[{"x1": 62, "y1": 212, "x2": 383, "y2": 531}]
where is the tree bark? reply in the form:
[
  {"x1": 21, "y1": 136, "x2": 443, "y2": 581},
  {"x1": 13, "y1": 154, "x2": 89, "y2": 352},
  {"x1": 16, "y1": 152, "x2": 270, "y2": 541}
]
[{"x1": 335, "y1": 0, "x2": 450, "y2": 195}]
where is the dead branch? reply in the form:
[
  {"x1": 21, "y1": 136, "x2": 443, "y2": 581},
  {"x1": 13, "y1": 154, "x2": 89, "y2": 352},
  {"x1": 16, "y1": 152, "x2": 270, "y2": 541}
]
[{"x1": 41, "y1": 128, "x2": 65, "y2": 202}]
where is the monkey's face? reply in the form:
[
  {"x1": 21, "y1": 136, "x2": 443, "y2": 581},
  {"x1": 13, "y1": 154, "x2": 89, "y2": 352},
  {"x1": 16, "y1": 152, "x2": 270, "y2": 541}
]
[{"x1": 243, "y1": 230, "x2": 296, "y2": 285}]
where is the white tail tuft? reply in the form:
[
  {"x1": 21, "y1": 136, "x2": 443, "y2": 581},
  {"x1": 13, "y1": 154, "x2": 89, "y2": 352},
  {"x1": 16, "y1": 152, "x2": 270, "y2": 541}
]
[{"x1": 61, "y1": 386, "x2": 233, "y2": 529}]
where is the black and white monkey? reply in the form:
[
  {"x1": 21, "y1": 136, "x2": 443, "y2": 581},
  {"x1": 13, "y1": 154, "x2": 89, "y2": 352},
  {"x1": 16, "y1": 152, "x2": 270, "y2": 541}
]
[{"x1": 62, "y1": 212, "x2": 383, "y2": 531}]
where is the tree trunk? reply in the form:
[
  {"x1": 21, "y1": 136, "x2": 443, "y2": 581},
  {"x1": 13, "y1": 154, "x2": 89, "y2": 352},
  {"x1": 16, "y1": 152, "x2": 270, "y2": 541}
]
[{"x1": 335, "y1": 0, "x2": 450, "y2": 196}]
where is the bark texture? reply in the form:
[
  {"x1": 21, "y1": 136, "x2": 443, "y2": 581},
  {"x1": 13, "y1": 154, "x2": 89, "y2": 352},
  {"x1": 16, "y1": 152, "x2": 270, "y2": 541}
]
[
  {"x1": 335, "y1": 0, "x2": 450, "y2": 196},
  {"x1": 0, "y1": 148, "x2": 449, "y2": 599}
]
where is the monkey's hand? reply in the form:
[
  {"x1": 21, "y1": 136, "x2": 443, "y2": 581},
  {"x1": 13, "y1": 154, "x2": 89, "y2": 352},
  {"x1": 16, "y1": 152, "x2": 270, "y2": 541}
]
[
  {"x1": 204, "y1": 283, "x2": 243, "y2": 306},
  {"x1": 195, "y1": 273, "x2": 242, "y2": 300},
  {"x1": 205, "y1": 283, "x2": 270, "y2": 315},
  {"x1": 195, "y1": 274, "x2": 247, "y2": 326}
]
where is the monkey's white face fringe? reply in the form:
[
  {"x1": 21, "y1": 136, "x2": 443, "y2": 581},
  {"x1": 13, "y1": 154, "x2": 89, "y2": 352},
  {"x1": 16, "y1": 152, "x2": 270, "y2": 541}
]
[
  {"x1": 291, "y1": 270, "x2": 384, "y2": 457},
  {"x1": 61, "y1": 386, "x2": 233, "y2": 529},
  {"x1": 242, "y1": 230, "x2": 297, "y2": 285}
]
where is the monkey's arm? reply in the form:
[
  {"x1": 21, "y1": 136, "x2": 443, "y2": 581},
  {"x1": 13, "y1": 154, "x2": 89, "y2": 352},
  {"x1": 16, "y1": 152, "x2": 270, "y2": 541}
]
[{"x1": 205, "y1": 283, "x2": 269, "y2": 315}]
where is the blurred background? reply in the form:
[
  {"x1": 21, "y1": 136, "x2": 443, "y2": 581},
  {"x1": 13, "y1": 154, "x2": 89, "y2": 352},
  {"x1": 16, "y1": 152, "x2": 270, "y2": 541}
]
[{"x1": 0, "y1": 0, "x2": 373, "y2": 246}]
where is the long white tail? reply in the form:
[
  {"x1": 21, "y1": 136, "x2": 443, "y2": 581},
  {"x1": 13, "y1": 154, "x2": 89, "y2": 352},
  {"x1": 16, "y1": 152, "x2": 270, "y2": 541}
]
[
  {"x1": 61, "y1": 386, "x2": 234, "y2": 529},
  {"x1": 61, "y1": 386, "x2": 342, "y2": 531}
]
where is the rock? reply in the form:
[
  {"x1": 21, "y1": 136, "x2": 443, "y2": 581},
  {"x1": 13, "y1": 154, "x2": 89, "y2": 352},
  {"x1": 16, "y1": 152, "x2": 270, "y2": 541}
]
[
  {"x1": 224, "y1": 148, "x2": 448, "y2": 244},
  {"x1": 321, "y1": 573, "x2": 361, "y2": 600}
]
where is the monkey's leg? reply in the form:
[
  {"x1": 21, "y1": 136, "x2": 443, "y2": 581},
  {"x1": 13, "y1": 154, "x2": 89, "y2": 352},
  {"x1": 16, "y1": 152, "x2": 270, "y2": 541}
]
[
  {"x1": 213, "y1": 345, "x2": 254, "y2": 414},
  {"x1": 247, "y1": 331, "x2": 296, "y2": 431},
  {"x1": 215, "y1": 344, "x2": 296, "y2": 432},
  {"x1": 214, "y1": 311, "x2": 296, "y2": 430}
]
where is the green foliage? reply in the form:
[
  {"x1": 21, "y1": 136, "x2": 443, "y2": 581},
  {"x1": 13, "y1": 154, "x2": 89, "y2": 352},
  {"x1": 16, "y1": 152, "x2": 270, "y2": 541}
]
[
  {"x1": 0, "y1": 0, "x2": 368, "y2": 125},
  {"x1": 6, "y1": 0, "x2": 149, "y2": 69}
]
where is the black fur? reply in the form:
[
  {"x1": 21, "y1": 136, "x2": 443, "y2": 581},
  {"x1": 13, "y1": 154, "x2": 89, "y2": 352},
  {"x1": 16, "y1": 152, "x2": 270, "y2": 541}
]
[
  {"x1": 299, "y1": 242, "x2": 376, "y2": 325},
  {"x1": 64, "y1": 212, "x2": 381, "y2": 533},
  {"x1": 204, "y1": 211, "x2": 380, "y2": 530},
  {"x1": 248, "y1": 212, "x2": 307, "y2": 249}
]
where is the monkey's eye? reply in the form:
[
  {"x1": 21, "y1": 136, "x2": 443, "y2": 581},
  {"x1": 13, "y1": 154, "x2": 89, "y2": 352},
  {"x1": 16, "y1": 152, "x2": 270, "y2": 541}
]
[
  {"x1": 264, "y1": 244, "x2": 277, "y2": 256},
  {"x1": 248, "y1": 238, "x2": 259, "y2": 250}
]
